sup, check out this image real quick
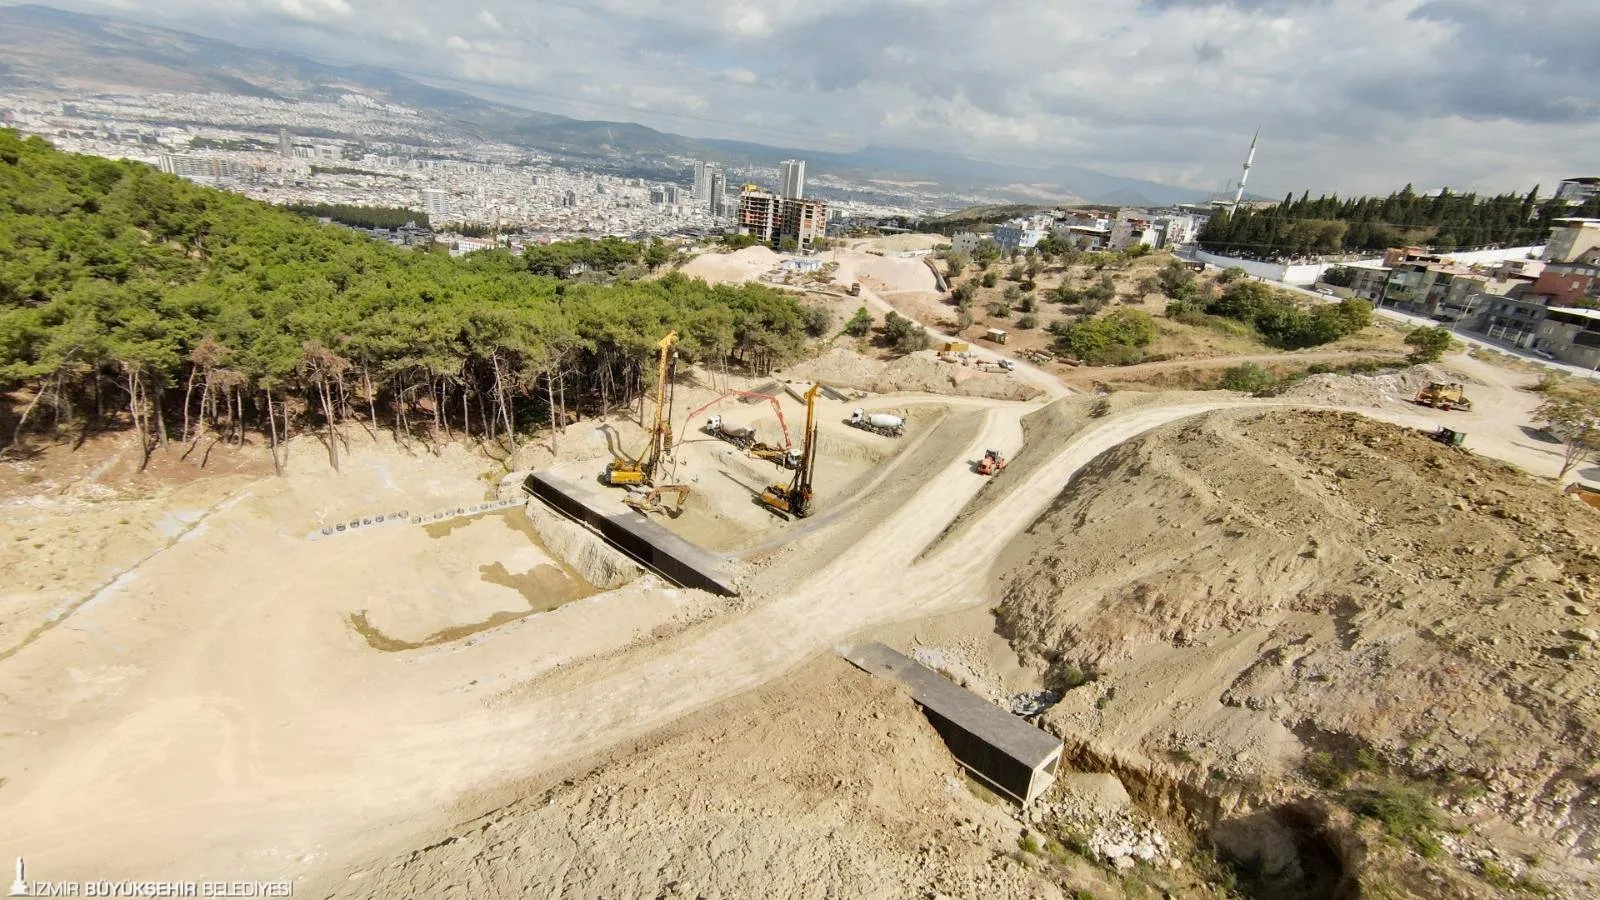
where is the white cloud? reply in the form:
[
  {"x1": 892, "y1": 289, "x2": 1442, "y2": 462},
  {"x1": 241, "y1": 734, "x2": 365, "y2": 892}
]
[
  {"x1": 44, "y1": 0, "x2": 1600, "y2": 195},
  {"x1": 270, "y1": 0, "x2": 353, "y2": 23}
]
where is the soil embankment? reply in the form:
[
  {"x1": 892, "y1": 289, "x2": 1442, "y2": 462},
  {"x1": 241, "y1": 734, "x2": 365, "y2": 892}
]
[{"x1": 997, "y1": 407, "x2": 1600, "y2": 895}]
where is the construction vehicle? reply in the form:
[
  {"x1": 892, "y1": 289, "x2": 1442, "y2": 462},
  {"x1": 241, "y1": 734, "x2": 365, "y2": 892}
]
[
  {"x1": 942, "y1": 341, "x2": 970, "y2": 353},
  {"x1": 1415, "y1": 381, "x2": 1473, "y2": 412},
  {"x1": 760, "y1": 384, "x2": 820, "y2": 519},
  {"x1": 750, "y1": 443, "x2": 801, "y2": 469},
  {"x1": 976, "y1": 449, "x2": 1007, "y2": 476},
  {"x1": 1430, "y1": 426, "x2": 1466, "y2": 447},
  {"x1": 687, "y1": 389, "x2": 797, "y2": 468},
  {"x1": 623, "y1": 484, "x2": 690, "y2": 517},
  {"x1": 848, "y1": 282, "x2": 862, "y2": 296},
  {"x1": 704, "y1": 415, "x2": 758, "y2": 449},
  {"x1": 847, "y1": 408, "x2": 904, "y2": 437},
  {"x1": 605, "y1": 330, "x2": 678, "y2": 486},
  {"x1": 1563, "y1": 483, "x2": 1600, "y2": 510}
]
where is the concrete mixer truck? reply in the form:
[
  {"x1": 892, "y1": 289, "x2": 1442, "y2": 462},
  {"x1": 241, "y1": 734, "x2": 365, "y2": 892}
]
[
  {"x1": 847, "y1": 408, "x2": 904, "y2": 438},
  {"x1": 704, "y1": 415, "x2": 757, "y2": 449}
]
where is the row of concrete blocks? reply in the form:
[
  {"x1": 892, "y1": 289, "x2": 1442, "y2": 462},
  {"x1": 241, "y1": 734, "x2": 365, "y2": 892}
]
[{"x1": 315, "y1": 497, "x2": 522, "y2": 536}]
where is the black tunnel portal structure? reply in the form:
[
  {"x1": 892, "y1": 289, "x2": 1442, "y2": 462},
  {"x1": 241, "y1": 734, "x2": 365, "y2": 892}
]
[
  {"x1": 844, "y1": 642, "x2": 1062, "y2": 805},
  {"x1": 523, "y1": 471, "x2": 739, "y2": 597}
]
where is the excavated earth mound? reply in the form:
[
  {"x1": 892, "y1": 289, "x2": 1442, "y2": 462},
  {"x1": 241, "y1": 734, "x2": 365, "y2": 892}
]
[
  {"x1": 1277, "y1": 363, "x2": 1461, "y2": 408},
  {"x1": 784, "y1": 347, "x2": 1042, "y2": 401},
  {"x1": 998, "y1": 408, "x2": 1600, "y2": 894},
  {"x1": 322, "y1": 658, "x2": 1070, "y2": 899}
]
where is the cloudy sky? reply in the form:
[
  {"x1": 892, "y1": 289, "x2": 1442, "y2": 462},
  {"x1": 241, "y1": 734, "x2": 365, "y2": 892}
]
[{"x1": 28, "y1": 0, "x2": 1600, "y2": 196}]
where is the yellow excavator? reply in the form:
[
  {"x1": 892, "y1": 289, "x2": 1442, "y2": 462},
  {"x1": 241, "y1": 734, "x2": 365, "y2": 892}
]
[
  {"x1": 760, "y1": 384, "x2": 820, "y2": 518},
  {"x1": 605, "y1": 330, "x2": 678, "y2": 486},
  {"x1": 624, "y1": 484, "x2": 691, "y2": 517}
]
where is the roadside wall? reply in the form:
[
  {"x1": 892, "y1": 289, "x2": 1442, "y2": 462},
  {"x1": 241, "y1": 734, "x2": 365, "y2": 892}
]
[{"x1": 1195, "y1": 245, "x2": 1546, "y2": 286}]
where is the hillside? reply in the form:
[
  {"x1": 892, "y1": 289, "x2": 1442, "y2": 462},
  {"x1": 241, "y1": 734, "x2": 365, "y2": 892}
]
[
  {"x1": 0, "y1": 129, "x2": 814, "y2": 467},
  {"x1": 997, "y1": 408, "x2": 1600, "y2": 897}
]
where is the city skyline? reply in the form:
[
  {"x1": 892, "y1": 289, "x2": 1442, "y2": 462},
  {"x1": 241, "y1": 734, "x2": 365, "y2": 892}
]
[{"x1": 8, "y1": 0, "x2": 1598, "y2": 198}]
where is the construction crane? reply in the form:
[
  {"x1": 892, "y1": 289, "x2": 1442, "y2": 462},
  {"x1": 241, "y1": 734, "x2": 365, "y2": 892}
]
[
  {"x1": 760, "y1": 384, "x2": 820, "y2": 518},
  {"x1": 605, "y1": 330, "x2": 678, "y2": 486}
]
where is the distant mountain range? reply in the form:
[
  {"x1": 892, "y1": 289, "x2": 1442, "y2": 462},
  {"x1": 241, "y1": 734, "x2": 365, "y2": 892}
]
[{"x1": 0, "y1": 4, "x2": 1212, "y2": 206}]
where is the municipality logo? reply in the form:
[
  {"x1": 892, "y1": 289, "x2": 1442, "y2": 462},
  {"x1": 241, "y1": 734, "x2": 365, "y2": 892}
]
[{"x1": 8, "y1": 857, "x2": 26, "y2": 897}]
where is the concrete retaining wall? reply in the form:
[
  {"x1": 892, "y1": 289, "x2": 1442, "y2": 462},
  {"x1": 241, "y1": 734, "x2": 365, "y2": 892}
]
[
  {"x1": 523, "y1": 472, "x2": 739, "y2": 597},
  {"x1": 523, "y1": 500, "x2": 643, "y2": 590}
]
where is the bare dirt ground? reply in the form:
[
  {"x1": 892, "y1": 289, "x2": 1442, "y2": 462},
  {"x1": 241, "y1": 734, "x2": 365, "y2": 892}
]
[
  {"x1": 320, "y1": 656, "x2": 1082, "y2": 899},
  {"x1": 996, "y1": 407, "x2": 1600, "y2": 898},
  {"x1": 3, "y1": 250, "x2": 1597, "y2": 900},
  {"x1": 674, "y1": 245, "x2": 782, "y2": 285}
]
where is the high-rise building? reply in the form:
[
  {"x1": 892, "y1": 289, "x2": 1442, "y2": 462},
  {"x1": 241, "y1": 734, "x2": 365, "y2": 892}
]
[
  {"x1": 692, "y1": 161, "x2": 711, "y2": 201},
  {"x1": 278, "y1": 128, "x2": 293, "y2": 159},
  {"x1": 665, "y1": 185, "x2": 683, "y2": 205},
  {"x1": 421, "y1": 188, "x2": 448, "y2": 220},
  {"x1": 708, "y1": 168, "x2": 727, "y2": 217},
  {"x1": 778, "y1": 159, "x2": 806, "y2": 199}
]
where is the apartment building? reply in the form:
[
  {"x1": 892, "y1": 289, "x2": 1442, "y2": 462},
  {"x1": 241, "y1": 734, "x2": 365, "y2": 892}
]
[
  {"x1": 1536, "y1": 307, "x2": 1600, "y2": 368},
  {"x1": 1346, "y1": 264, "x2": 1392, "y2": 302},
  {"x1": 992, "y1": 223, "x2": 1047, "y2": 253},
  {"x1": 1544, "y1": 218, "x2": 1600, "y2": 264},
  {"x1": 737, "y1": 187, "x2": 827, "y2": 250}
]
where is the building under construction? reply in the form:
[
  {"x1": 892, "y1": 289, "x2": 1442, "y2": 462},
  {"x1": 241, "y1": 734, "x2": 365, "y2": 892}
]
[{"x1": 737, "y1": 186, "x2": 827, "y2": 250}]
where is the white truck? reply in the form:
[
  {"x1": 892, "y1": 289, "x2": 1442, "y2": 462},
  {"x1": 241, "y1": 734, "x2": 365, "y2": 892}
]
[
  {"x1": 847, "y1": 409, "x2": 905, "y2": 437},
  {"x1": 705, "y1": 415, "x2": 757, "y2": 449}
]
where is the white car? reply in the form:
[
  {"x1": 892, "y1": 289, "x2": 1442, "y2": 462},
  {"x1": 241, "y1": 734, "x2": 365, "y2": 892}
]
[
  {"x1": 1316, "y1": 287, "x2": 1336, "y2": 296},
  {"x1": 1533, "y1": 349, "x2": 1556, "y2": 361}
]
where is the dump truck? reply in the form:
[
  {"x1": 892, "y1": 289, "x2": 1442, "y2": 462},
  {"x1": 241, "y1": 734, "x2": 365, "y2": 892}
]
[
  {"x1": 1416, "y1": 381, "x2": 1472, "y2": 411},
  {"x1": 848, "y1": 282, "x2": 862, "y2": 296},
  {"x1": 847, "y1": 408, "x2": 904, "y2": 437},
  {"x1": 976, "y1": 449, "x2": 1007, "y2": 476},
  {"x1": 942, "y1": 341, "x2": 970, "y2": 353}
]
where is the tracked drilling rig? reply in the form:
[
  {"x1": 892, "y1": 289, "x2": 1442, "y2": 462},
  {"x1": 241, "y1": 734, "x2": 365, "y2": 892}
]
[
  {"x1": 760, "y1": 384, "x2": 820, "y2": 518},
  {"x1": 605, "y1": 330, "x2": 678, "y2": 486}
]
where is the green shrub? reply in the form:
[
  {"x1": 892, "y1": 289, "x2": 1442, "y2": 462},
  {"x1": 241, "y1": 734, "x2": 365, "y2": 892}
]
[
  {"x1": 844, "y1": 306, "x2": 873, "y2": 337},
  {"x1": 801, "y1": 305, "x2": 831, "y2": 337},
  {"x1": 1303, "y1": 752, "x2": 1348, "y2": 790},
  {"x1": 1347, "y1": 781, "x2": 1442, "y2": 857},
  {"x1": 1050, "y1": 309, "x2": 1157, "y2": 363},
  {"x1": 882, "y1": 311, "x2": 929, "y2": 353},
  {"x1": 981, "y1": 271, "x2": 998, "y2": 288},
  {"x1": 1220, "y1": 363, "x2": 1277, "y2": 394},
  {"x1": 1405, "y1": 326, "x2": 1453, "y2": 362},
  {"x1": 987, "y1": 300, "x2": 1012, "y2": 318},
  {"x1": 1017, "y1": 313, "x2": 1038, "y2": 329}
]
